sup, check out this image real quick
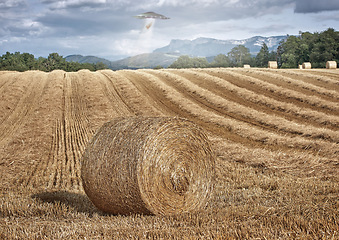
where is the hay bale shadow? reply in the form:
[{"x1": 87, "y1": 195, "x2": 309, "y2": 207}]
[{"x1": 31, "y1": 191, "x2": 99, "y2": 216}]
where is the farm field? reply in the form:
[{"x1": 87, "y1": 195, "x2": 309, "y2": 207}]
[{"x1": 0, "y1": 68, "x2": 338, "y2": 239}]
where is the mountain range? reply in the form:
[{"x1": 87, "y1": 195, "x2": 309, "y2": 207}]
[
  {"x1": 154, "y1": 35, "x2": 286, "y2": 57},
  {"x1": 66, "y1": 35, "x2": 287, "y2": 70}
]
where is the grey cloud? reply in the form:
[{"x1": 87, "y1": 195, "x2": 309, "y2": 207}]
[
  {"x1": 0, "y1": 0, "x2": 26, "y2": 9},
  {"x1": 1, "y1": 0, "x2": 338, "y2": 59},
  {"x1": 0, "y1": 0, "x2": 31, "y2": 38},
  {"x1": 39, "y1": 0, "x2": 107, "y2": 11},
  {"x1": 30, "y1": 0, "x2": 296, "y2": 40},
  {"x1": 34, "y1": 7, "x2": 136, "y2": 38},
  {"x1": 249, "y1": 23, "x2": 293, "y2": 35},
  {"x1": 294, "y1": 0, "x2": 339, "y2": 13}
]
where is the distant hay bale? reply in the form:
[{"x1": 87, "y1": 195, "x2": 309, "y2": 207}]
[
  {"x1": 298, "y1": 64, "x2": 303, "y2": 69},
  {"x1": 268, "y1": 61, "x2": 278, "y2": 69},
  {"x1": 302, "y1": 62, "x2": 312, "y2": 69},
  {"x1": 326, "y1": 61, "x2": 337, "y2": 69},
  {"x1": 81, "y1": 116, "x2": 215, "y2": 216},
  {"x1": 243, "y1": 64, "x2": 250, "y2": 68}
]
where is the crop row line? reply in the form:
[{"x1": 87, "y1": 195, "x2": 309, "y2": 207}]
[
  {"x1": 187, "y1": 69, "x2": 339, "y2": 129},
  {"x1": 246, "y1": 69, "x2": 338, "y2": 99},
  {"x1": 267, "y1": 69, "x2": 339, "y2": 89},
  {"x1": 131, "y1": 70, "x2": 338, "y2": 156},
  {"x1": 218, "y1": 68, "x2": 339, "y2": 113},
  {"x1": 144, "y1": 69, "x2": 338, "y2": 143}
]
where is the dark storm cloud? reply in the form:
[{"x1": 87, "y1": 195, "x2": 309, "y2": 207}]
[
  {"x1": 26, "y1": 0, "x2": 297, "y2": 39},
  {"x1": 152, "y1": 0, "x2": 296, "y2": 21},
  {"x1": 294, "y1": 0, "x2": 339, "y2": 13},
  {"x1": 1, "y1": 0, "x2": 338, "y2": 58}
]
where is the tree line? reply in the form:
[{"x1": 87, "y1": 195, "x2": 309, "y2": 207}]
[
  {"x1": 168, "y1": 44, "x2": 276, "y2": 69},
  {"x1": 0, "y1": 52, "x2": 108, "y2": 72},
  {"x1": 1, "y1": 28, "x2": 337, "y2": 71},
  {"x1": 169, "y1": 28, "x2": 338, "y2": 69}
]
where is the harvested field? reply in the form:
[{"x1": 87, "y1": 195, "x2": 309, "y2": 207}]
[{"x1": 0, "y1": 68, "x2": 338, "y2": 239}]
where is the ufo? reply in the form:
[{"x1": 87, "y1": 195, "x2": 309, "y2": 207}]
[{"x1": 134, "y1": 12, "x2": 170, "y2": 20}]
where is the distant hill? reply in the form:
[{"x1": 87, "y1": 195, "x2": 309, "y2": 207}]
[
  {"x1": 109, "y1": 52, "x2": 180, "y2": 70},
  {"x1": 65, "y1": 55, "x2": 112, "y2": 66},
  {"x1": 66, "y1": 35, "x2": 287, "y2": 69},
  {"x1": 66, "y1": 53, "x2": 180, "y2": 70},
  {"x1": 153, "y1": 36, "x2": 287, "y2": 57}
]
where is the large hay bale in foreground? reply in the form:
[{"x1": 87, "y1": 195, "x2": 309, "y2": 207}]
[
  {"x1": 268, "y1": 61, "x2": 277, "y2": 69},
  {"x1": 302, "y1": 62, "x2": 312, "y2": 69},
  {"x1": 326, "y1": 61, "x2": 337, "y2": 69},
  {"x1": 81, "y1": 116, "x2": 215, "y2": 215}
]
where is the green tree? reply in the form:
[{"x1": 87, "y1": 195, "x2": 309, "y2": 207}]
[
  {"x1": 210, "y1": 54, "x2": 231, "y2": 67},
  {"x1": 44, "y1": 53, "x2": 67, "y2": 71},
  {"x1": 0, "y1": 51, "x2": 110, "y2": 72},
  {"x1": 65, "y1": 61, "x2": 82, "y2": 72},
  {"x1": 227, "y1": 45, "x2": 251, "y2": 67},
  {"x1": 309, "y1": 28, "x2": 338, "y2": 68},
  {"x1": 278, "y1": 35, "x2": 304, "y2": 68},
  {"x1": 168, "y1": 55, "x2": 208, "y2": 68},
  {"x1": 0, "y1": 52, "x2": 17, "y2": 70},
  {"x1": 21, "y1": 53, "x2": 36, "y2": 70},
  {"x1": 268, "y1": 51, "x2": 277, "y2": 61},
  {"x1": 94, "y1": 62, "x2": 108, "y2": 70},
  {"x1": 192, "y1": 57, "x2": 209, "y2": 68},
  {"x1": 277, "y1": 28, "x2": 339, "y2": 68},
  {"x1": 169, "y1": 55, "x2": 192, "y2": 68},
  {"x1": 255, "y1": 43, "x2": 269, "y2": 67},
  {"x1": 0, "y1": 52, "x2": 37, "y2": 71}
]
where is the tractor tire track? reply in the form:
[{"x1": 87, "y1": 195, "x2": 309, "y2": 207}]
[
  {"x1": 100, "y1": 70, "x2": 163, "y2": 116},
  {"x1": 0, "y1": 71, "x2": 48, "y2": 146},
  {"x1": 94, "y1": 71, "x2": 133, "y2": 116}
]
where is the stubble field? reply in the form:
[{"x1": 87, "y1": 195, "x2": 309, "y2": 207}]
[{"x1": 0, "y1": 68, "x2": 338, "y2": 239}]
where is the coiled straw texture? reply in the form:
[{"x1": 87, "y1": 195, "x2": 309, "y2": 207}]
[{"x1": 81, "y1": 116, "x2": 215, "y2": 215}]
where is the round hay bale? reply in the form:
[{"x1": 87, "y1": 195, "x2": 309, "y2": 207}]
[
  {"x1": 81, "y1": 116, "x2": 215, "y2": 215},
  {"x1": 243, "y1": 64, "x2": 250, "y2": 68},
  {"x1": 326, "y1": 61, "x2": 337, "y2": 69},
  {"x1": 268, "y1": 61, "x2": 277, "y2": 69},
  {"x1": 302, "y1": 62, "x2": 312, "y2": 69}
]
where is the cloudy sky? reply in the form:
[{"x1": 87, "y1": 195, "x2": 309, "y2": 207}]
[{"x1": 1, "y1": 0, "x2": 339, "y2": 60}]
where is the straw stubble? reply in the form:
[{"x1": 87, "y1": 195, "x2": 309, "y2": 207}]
[{"x1": 81, "y1": 116, "x2": 215, "y2": 215}]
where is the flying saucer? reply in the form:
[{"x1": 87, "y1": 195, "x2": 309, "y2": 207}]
[{"x1": 134, "y1": 12, "x2": 170, "y2": 20}]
